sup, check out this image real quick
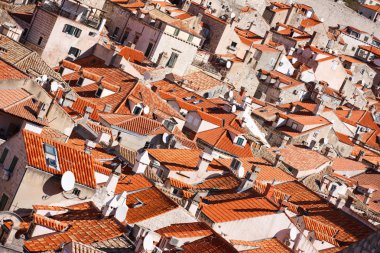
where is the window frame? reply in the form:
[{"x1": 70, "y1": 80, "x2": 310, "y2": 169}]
[
  {"x1": 0, "y1": 194, "x2": 9, "y2": 211},
  {"x1": 7, "y1": 156, "x2": 18, "y2": 174}
]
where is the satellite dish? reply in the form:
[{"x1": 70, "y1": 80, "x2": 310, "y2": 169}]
[
  {"x1": 41, "y1": 75, "x2": 48, "y2": 82},
  {"x1": 51, "y1": 81, "x2": 59, "y2": 92},
  {"x1": 290, "y1": 227, "x2": 298, "y2": 240},
  {"x1": 226, "y1": 61, "x2": 232, "y2": 69},
  {"x1": 228, "y1": 90, "x2": 234, "y2": 99},
  {"x1": 143, "y1": 72, "x2": 152, "y2": 81},
  {"x1": 61, "y1": 171, "x2": 75, "y2": 192},
  {"x1": 162, "y1": 133, "x2": 169, "y2": 144},
  {"x1": 143, "y1": 232, "x2": 155, "y2": 251},
  {"x1": 237, "y1": 166, "x2": 244, "y2": 178},
  {"x1": 230, "y1": 12, "x2": 236, "y2": 19},
  {"x1": 143, "y1": 106, "x2": 150, "y2": 115},
  {"x1": 231, "y1": 104, "x2": 237, "y2": 113}
]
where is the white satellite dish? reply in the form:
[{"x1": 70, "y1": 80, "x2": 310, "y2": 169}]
[
  {"x1": 290, "y1": 227, "x2": 298, "y2": 240},
  {"x1": 143, "y1": 106, "x2": 150, "y2": 115},
  {"x1": 143, "y1": 232, "x2": 155, "y2": 251},
  {"x1": 228, "y1": 90, "x2": 234, "y2": 99},
  {"x1": 231, "y1": 104, "x2": 237, "y2": 113},
  {"x1": 237, "y1": 166, "x2": 244, "y2": 178},
  {"x1": 162, "y1": 132, "x2": 169, "y2": 144},
  {"x1": 226, "y1": 61, "x2": 232, "y2": 69},
  {"x1": 230, "y1": 12, "x2": 236, "y2": 19},
  {"x1": 50, "y1": 81, "x2": 59, "y2": 92},
  {"x1": 41, "y1": 75, "x2": 48, "y2": 82},
  {"x1": 143, "y1": 72, "x2": 152, "y2": 81},
  {"x1": 61, "y1": 171, "x2": 75, "y2": 192}
]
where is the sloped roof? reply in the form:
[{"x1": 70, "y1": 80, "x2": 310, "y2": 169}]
[
  {"x1": 231, "y1": 238, "x2": 292, "y2": 253},
  {"x1": 24, "y1": 202, "x2": 126, "y2": 252},
  {"x1": 23, "y1": 130, "x2": 98, "y2": 188},
  {"x1": 0, "y1": 59, "x2": 28, "y2": 80},
  {"x1": 155, "y1": 222, "x2": 213, "y2": 238}
]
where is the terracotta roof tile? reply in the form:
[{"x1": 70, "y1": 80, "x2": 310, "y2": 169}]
[
  {"x1": 126, "y1": 187, "x2": 179, "y2": 224},
  {"x1": 33, "y1": 213, "x2": 69, "y2": 232},
  {"x1": 201, "y1": 196, "x2": 279, "y2": 223},
  {"x1": 0, "y1": 59, "x2": 28, "y2": 79},
  {"x1": 23, "y1": 130, "x2": 98, "y2": 188},
  {"x1": 181, "y1": 234, "x2": 238, "y2": 253},
  {"x1": 231, "y1": 238, "x2": 292, "y2": 252},
  {"x1": 24, "y1": 202, "x2": 126, "y2": 252},
  {"x1": 331, "y1": 157, "x2": 367, "y2": 172},
  {"x1": 155, "y1": 222, "x2": 213, "y2": 238},
  {"x1": 181, "y1": 71, "x2": 224, "y2": 91},
  {"x1": 271, "y1": 145, "x2": 331, "y2": 171}
]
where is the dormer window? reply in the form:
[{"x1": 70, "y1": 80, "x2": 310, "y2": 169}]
[
  {"x1": 236, "y1": 137, "x2": 245, "y2": 146},
  {"x1": 132, "y1": 104, "x2": 143, "y2": 115},
  {"x1": 95, "y1": 88, "x2": 103, "y2": 98},
  {"x1": 43, "y1": 143, "x2": 59, "y2": 170},
  {"x1": 231, "y1": 158, "x2": 242, "y2": 170}
]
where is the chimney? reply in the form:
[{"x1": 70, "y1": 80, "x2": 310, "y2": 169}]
[
  {"x1": 320, "y1": 176, "x2": 329, "y2": 192},
  {"x1": 83, "y1": 106, "x2": 94, "y2": 120},
  {"x1": 37, "y1": 103, "x2": 48, "y2": 120},
  {"x1": 312, "y1": 99, "x2": 325, "y2": 116},
  {"x1": 239, "y1": 86, "x2": 247, "y2": 97},
  {"x1": 105, "y1": 165, "x2": 121, "y2": 196},
  {"x1": 132, "y1": 150, "x2": 150, "y2": 174},
  {"x1": 102, "y1": 191, "x2": 128, "y2": 223},
  {"x1": 274, "y1": 152, "x2": 284, "y2": 167},
  {"x1": 279, "y1": 136, "x2": 290, "y2": 148},
  {"x1": 261, "y1": 31, "x2": 272, "y2": 45},
  {"x1": 364, "y1": 189, "x2": 374, "y2": 205},
  {"x1": 356, "y1": 150, "x2": 365, "y2": 162},
  {"x1": 353, "y1": 132, "x2": 362, "y2": 144},
  {"x1": 62, "y1": 92, "x2": 77, "y2": 107},
  {"x1": 197, "y1": 152, "x2": 213, "y2": 176},
  {"x1": 237, "y1": 166, "x2": 261, "y2": 192},
  {"x1": 84, "y1": 140, "x2": 97, "y2": 154},
  {"x1": 289, "y1": 103, "x2": 296, "y2": 113}
]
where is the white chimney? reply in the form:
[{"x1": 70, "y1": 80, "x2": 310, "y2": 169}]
[
  {"x1": 237, "y1": 166, "x2": 261, "y2": 192},
  {"x1": 105, "y1": 165, "x2": 121, "y2": 196},
  {"x1": 133, "y1": 150, "x2": 150, "y2": 174},
  {"x1": 102, "y1": 191, "x2": 128, "y2": 223},
  {"x1": 197, "y1": 152, "x2": 213, "y2": 176}
]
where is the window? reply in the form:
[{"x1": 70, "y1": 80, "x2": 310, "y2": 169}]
[
  {"x1": 229, "y1": 41, "x2": 237, "y2": 50},
  {"x1": 38, "y1": 36, "x2": 43, "y2": 46},
  {"x1": 7, "y1": 156, "x2": 18, "y2": 174},
  {"x1": 236, "y1": 137, "x2": 245, "y2": 146},
  {"x1": 173, "y1": 28, "x2": 180, "y2": 36},
  {"x1": 113, "y1": 27, "x2": 120, "y2": 37},
  {"x1": 145, "y1": 43, "x2": 154, "y2": 57},
  {"x1": 77, "y1": 77, "x2": 84, "y2": 86},
  {"x1": 133, "y1": 35, "x2": 140, "y2": 44},
  {"x1": 231, "y1": 158, "x2": 241, "y2": 170},
  {"x1": 364, "y1": 36, "x2": 369, "y2": 42},
  {"x1": 351, "y1": 46, "x2": 356, "y2": 52},
  {"x1": 44, "y1": 144, "x2": 56, "y2": 156},
  {"x1": 0, "y1": 194, "x2": 9, "y2": 211},
  {"x1": 132, "y1": 105, "x2": 143, "y2": 115},
  {"x1": 166, "y1": 52, "x2": 179, "y2": 68},
  {"x1": 291, "y1": 122, "x2": 298, "y2": 130},
  {"x1": 0, "y1": 148, "x2": 9, "y2": 164},
  {"x1": 187, "y1": 34, "x2": 194, "y2": 42},
  {"x1": 62, "y1": 24, "x2": 82, "y2": 38},
  {"x1": 95, "y1": 88, "x2": 103, "y2": 98},
  {"x1": 173, "y1": 188, "x2": 179, "y2": 195},
  {"x1": 22, "y1": 28, "x2": 28, "y2": 38},
  {"x1": 68, "y1": 47, "x2": 81, "y2": 57}
]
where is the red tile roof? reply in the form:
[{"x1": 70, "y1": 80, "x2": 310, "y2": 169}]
[
  {"x1": 147, "y1": 149, "x2": 228, "y2": 172},
  {"x1": 196, "y1": 127, "x2": 253, "y2": 157},
  {"x1": 181, "y1": 234, "x2": 238, "y2": 253},
  {"x1": 24, "y1": 202, "x2": 125, "y2": 252},
  {"x1": 33, "y1": 213, "x2": 69, "y2": 232},
  {"x1": 23, "y1": 130, "x2": 98, "y2": 188},
  {"x1": 155, "y1": 222, "x2": 213, "y2": 238},
  {"x1": 231, "y1": 238, "x2": 292, "y2": 252},
  {"x1": 0, "y1": 59, "x2": 28, "y2": 79},
  {"x1": 201, "y1": 196, "x2": 279, "y2": 223},
  {"x1": 274, "y1": 181, "x2": 373, "y2": 246},
  {"x1": 271, "y1": 145, "x2": 330, "y2": 171},
  {"x1": 119, "y1": 46, "x2": 145, "y2": 63},
  {"x1": 126, "y1": 186, "x2": 179, "y2": 224},
  {"x1": 181, "y1": 71, "x2": 224, "y2": 91},
  {"x1": 331, "y1": 157, "x2": 367, "y2": 172}
]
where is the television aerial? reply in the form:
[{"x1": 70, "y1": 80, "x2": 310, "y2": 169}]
[{"x1": 61, "y1": 171, "x2": 75, "y2": 192}]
